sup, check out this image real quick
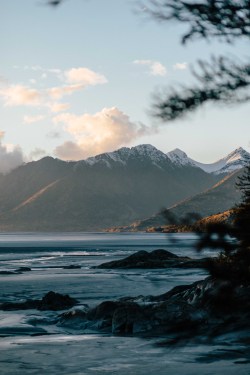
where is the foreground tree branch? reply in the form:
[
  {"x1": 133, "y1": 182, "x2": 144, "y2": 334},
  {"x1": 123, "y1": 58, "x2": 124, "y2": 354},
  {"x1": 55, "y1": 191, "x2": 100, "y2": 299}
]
[
  {"x1": 143, "y1": 0, "x2": 250, "y2": 44},
  {"x1": 152, "y1": 56, "x2": 250, "y2": 121}
]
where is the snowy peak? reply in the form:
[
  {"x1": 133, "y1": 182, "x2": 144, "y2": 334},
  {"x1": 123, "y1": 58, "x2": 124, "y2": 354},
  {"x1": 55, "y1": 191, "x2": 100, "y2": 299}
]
[
  {"x1": 78, "y1": 144, "x2": 249, "y2": 174},
  {"x1": 225, "y1": 147, "x2": 249, "y2": 164},
  {"x1": 191, "y1": 147, "x2": 250, "y2": 174},
  {"x1": 167, "y1": 148, "x2": 196, "y2": 166},
  {"x1": 83, "y1": 144, "x2": 169, "y2": 168},
  {"x1": 163, "y1": 146, "x2": 249, "y2": 174},
  {"x1": 128, "y1": 144, "x2": 168, "y2": 164}
]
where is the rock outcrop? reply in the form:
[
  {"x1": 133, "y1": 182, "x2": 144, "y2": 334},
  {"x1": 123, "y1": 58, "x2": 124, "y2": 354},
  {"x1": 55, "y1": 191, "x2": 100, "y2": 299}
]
[
  {"x1": 0, "y1": 291, "x2": 78, "y2": 311},
  {"x1": 97, "y1": 249, "x2": 209, "y2": 269},
  {"x1": 58, "y1": 277, "x2": 250, "y2": 338}
]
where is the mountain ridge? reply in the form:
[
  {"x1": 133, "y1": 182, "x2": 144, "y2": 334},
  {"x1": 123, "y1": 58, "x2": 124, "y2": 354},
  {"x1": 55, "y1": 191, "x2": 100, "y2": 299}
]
[
  {"x1": 107, "y1": 169, "x2": 243, "y2": 232},
  {"x1": 0, "y1": 144, "x2": 247, "y2": 232},
  {"x1": 0, "y1": 144, "x2": 220, "y2": 232},
  {"x1": 167, "y1": 146, "x2": 250, "y2": 174}
]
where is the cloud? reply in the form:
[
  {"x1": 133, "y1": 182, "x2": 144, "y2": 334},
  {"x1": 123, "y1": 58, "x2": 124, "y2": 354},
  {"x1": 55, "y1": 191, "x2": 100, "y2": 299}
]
[
  {"x1": 48, "y1": 102, "x2": 70, "y2": 113},
  {"x1": 47, "y1": 84, "x2": 85, "y2": 100},
  {"x1": 53, "y1": 107, "x2": 153, "y2": 160},
  {"x1": 0, "y1": 132, "x2": 24, "y2": 174},
  {"x1": 134, "y1": 60, "x2": 167, "y2": 76},
  {"x1": 23, "y1": 114, "x2": 45, "y2": 124},
  {"x1": 0, "y1": 84, "x2": 42, "y2": 106},
  {"x1": 65, "y1": 67, "x2": 107, "y2": 85},
  {"x1": 173, "y1": 62, "x2": 188, "y2": 70},
  {"x1": 54, "y1": 141, "x2": 86, "y2": 161},
  {"x1": 0, "y1": 65, "x2": 107, "y2": 111},
  {"x1": 29, "y1": 147, "x2": 46, "y2": 160}
]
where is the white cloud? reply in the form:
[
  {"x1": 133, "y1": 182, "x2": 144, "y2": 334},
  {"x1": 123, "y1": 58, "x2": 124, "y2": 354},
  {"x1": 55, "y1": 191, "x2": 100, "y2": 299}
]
[
  {"x1": 47, "y1": 83, "x2": 85, "y2": 100},
  {"x1": 134, "y1": 60, "x2": 167, "y2": 76},
  {"x1": 0, "y1": 84, "x2": 42, "y2": 106},
  {"x1": 65, "y1": 67, "x2": 107, "y2": 86},
  {"x1": 53, "y1": 107, "x2": 152, "y2": 160},
  {"x1": 173, "y1": 62, "x2": 188, "y2": 70},
  {"x1": 0, "y1": 132, "x2": 24, "y2": 174},
  {"x1": 48, "y1": 66, "x2": 107, "y2": 99},
  {"x1": 48, "y1": 102, "x2": 70, "y2": 113},
  {"x1": 23, "y1": 115, "x2": 45, "y2": 124},
  {"x1": 0, "y1": 66, "x2": 108, "y2": 122}
]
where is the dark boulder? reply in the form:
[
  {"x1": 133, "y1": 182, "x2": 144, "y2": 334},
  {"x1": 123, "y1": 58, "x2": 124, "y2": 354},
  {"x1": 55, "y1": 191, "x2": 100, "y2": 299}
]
[
  {"x1": 0, "y1": 300, "x2": 39, "y2": 310},
  {"x1": 0, "y1": 291, "x2": 78, "y2": 311},
  {"x1": 59, "y1": 307, "x2": 89, "y2": 328},
  {"x1": 38, "y1": 291, "x2": 78, "y2": 311},
  {"x1": 0, "y1": 270, "x2": 17, "y2": 275}
]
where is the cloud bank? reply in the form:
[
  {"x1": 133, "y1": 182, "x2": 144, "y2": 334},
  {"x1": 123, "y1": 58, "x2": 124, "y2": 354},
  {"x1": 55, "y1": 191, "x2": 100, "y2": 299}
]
[
  {"x1": 53, "y1": 107, "x2": 153, "y2": 160},
  {"x1": 0, "y1": 66, "x2": 108, "y2": 114}
]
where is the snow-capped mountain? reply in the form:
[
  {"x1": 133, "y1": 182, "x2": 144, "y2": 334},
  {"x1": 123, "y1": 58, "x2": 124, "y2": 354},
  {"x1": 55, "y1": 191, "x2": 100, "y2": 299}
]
[
  {"x1": 167, "y1": 147, "x2": 250, "y2": 174},
  {"x1": 0, "y1": 144, "x2": 218, "y2": 231},
  {"x1": 167, "y1": 148, "x2": 196, "y2": 167},
  {"x1": 83, "y1": 144, "x2": 170, "y2": 169},
  {"x1": 82, "y1": 144, "x2": 249, "y2": 174}
]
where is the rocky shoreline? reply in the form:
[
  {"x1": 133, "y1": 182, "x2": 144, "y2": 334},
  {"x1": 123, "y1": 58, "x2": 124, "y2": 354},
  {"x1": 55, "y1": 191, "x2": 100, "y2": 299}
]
[
  {"x1": 58, "y1": 277, "x2": 250, "y2": 338},
  {"x1": 1, "y1": 249, "x2": 249, "y2": 343},
  {"x1": 1, "y1": 277, "x2": 249, "y2": 342}
]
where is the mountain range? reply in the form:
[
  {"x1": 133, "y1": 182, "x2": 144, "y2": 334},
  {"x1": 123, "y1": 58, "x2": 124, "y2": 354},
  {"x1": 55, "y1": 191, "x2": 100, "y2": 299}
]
[
  {"x1": 0, "y1": 144, "x2": 248, "y2": 231},
  {"x1": 167, "y1": 146, "x2": 249, "y2": 174}
]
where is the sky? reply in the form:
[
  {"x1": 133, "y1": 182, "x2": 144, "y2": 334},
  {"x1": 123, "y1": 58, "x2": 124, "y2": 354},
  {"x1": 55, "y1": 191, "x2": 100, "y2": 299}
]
[{"x1": 0, "y1": 0, "x2": 249, "y2": 173}]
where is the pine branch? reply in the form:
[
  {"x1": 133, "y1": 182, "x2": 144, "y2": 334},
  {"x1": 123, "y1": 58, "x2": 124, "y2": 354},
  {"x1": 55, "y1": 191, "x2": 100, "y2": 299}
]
[
  {"x1": 143, "y1": 0, "x2": 250, "y2": 44},
  {"x1": 152, "y1": 56, "x2": 250, "y2": 121}
]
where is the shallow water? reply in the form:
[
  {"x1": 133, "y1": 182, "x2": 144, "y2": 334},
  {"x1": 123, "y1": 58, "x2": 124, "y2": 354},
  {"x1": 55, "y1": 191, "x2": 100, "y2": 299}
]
[{"x1": 0, "y1": 232, "x2": 249, "y2": 374}]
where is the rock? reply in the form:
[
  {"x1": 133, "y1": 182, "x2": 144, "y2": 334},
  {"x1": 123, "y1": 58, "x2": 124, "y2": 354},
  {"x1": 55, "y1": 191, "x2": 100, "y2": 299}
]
[
  {"x1": 0, "y1": 291, "x2": 78, "y2": 311},
  {"x1": 0, "y1": 300, "x2": 39, "y2": 310},
  {"x1": 87, "y1": 301, "x2": 120, "y2": 320},
  {"x1": 63, "y1": 265, "x2": 81, "y2": 269},
  {"x1": 0, "y1": 270, "x2": 17, "y2": 275},
  {"x1": 112, "y1": 303, "x2": 149, "y2": 334},
  {"x1": 38, "y1": 291, "x2": 78, "y2": 311},
  {"x1": 59, "y1": 306, "x2": 89, "y2": 328},
  {"x1": 57, "y1": 277, "x2": 250, "y2": 338},
  {"x1": 97, "y1": 249, "x2": 207, "y2": 269}
]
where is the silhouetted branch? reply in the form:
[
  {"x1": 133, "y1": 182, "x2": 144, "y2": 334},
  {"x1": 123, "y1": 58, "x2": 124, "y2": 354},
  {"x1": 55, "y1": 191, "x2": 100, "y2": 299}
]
[
  {"x1": 143, "y1": 0, "x2": 250, "y2": 44},
  {"x1": 152, "y1": 56, "x2": 250, "y2": 121}
]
